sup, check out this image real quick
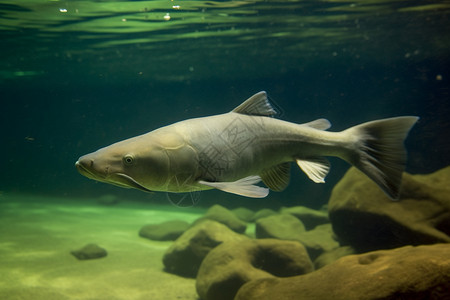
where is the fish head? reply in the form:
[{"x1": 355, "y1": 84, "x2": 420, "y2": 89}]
[{"x1": 75, "y1": 135, "x2": 170, "y2": 192}]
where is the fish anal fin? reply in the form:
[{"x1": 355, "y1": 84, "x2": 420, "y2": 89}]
[
  {"x1": 198, "y1": 175, "x2": 269, "y2": 198},
  {"x1": 260, "y1": 163, "x2": 291, "y2": 191},
  {"x1": 296, "y1": 157, "x2": 330, "y2": 183},
  {"x1": 232, "y1": 91, "x2": 277, "y2": 117},
  {"x1": 303, "y1": 118, "x2": 331, "y2": 130}
]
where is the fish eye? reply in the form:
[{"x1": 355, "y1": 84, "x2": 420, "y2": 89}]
[{"x1": 123, "y1": 154, "x2": 134, "y2": 165}]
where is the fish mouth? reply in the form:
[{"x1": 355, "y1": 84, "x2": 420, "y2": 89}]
[
  {"x1": 109, "y1": 173, "x2": 153, "y2": 193},
  {"x1": 75, "y1": 160, "x2": 100, "y2": 181},
  {"x1": 75, "y1": 160, "x2": 152, "y2": 192}
]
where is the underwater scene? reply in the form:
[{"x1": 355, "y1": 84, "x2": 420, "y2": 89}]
[{"x1": 1, "y1": 0, "x2": 450, "y2": 299}]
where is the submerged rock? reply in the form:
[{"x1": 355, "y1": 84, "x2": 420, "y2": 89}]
[
  {"x1": 163, "y1": 220, "x2": 248, "y2": 277},
  {"x1": 193, "y1": 204, "x2": 247, "y2": 233},
  {"x1": 279, "y1": 206, "x2": 329, "y2": 230},
  {"x1": 251, "y1": 208, "x2": 278, "y2": 221},
  {"x1": 231, "y1": 207, "x2": 255, "y2": 222},
  {"x1": 255, "y1": 213, "x2": 338, "y2": 260},
  {"x1": 329, "y1": 166, "x2": 450, "y2": 252},
  {"x1": 294, "y1": 223, "x2": 339, "y2": 260},
  {"x1": 139, "y1": 220, "x2": 190, "y2": 241},
  {"x1": 235, "y1": 244, "x2": 450, "y2": 300},
  {"x1": 255, "y1": 214, "x2": 305, "y2": 240},
  {"x1": 196, "y1": 238, "x2": 313, "y2": 300},
  {"x1": 313, "y1": 245, "x2": 356, "y2": 269},
  {"x1": 71, "y1": 243, "x2": 107, "y2": 260}
]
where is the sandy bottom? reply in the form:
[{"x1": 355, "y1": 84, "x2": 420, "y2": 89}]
[{"x1": 0, "y1": 194, "x2": 206, "y2": 300}]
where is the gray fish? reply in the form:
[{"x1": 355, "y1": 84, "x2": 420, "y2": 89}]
[{"x1": 75, "y1": 91, "x2": 418, "y2": 199}]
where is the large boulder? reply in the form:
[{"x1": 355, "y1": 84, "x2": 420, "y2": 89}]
[
  {"x1": 235, "y1": 244, "x2": 450, "y2": 300},
  {"x1": 162, "y1": 220, "x2": 248, "y2": 277},
  {"x1": 255, "y1": 214, "x2": 305, "y2": 240},
  {"x1": 193, "y1": 205, "x2": 247, "y2": 233},
  {"x1": 329, "y1": 167, "x2": 450, "y2": 252},
  {"x1": 279, "y1": 206, "x2": 329, "y2": 230},
  {"x1": 196, "y1": 238, "x2": 313, "y2": 300}
]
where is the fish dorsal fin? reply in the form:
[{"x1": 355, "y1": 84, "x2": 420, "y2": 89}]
[
  {"x1": 303, "y1": 118, "x2": 331, "y2": 130},
  {"x1": 232, "y1": 91, "x2": 277, "y2": 116},
  {"x1": 198, "y1": 175, "x2": 269, "y2": 198},
  {"x1": 296, "y1": 157, "x2": 330, "y2": 183},
  {"x1": 260, "y1": 163, "x2": 291, "y2": 191}
]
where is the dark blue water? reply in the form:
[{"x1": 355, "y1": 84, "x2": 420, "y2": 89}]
[{"x1": 1, "y1": 0, "x2": 449, "y2": 209}]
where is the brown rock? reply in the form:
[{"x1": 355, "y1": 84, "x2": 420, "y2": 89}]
[
  {"x1": 193, "y1": 204, "x2": 247, "y2": 233},
  {"x1": 139, "y1": 220, "x2": 190, "y2": 241},
  {"x1": 329, "y1": 167, "x2": 450, "y2": 252},
  {"x1": 71, "y1": 243, "x2": 107, "y2": 260},
  {"x1": 196, "y1": 239, "x2": 314, "y2": 300},
  {"x1": 231, "y1": 207, "x2": 255, "y2": 222},
  {"x1": 280, "y1": 206, "x2": 329, "y2": 230},
  {"x1": 295, "y1": 224, "x2": 339, "y2": 260},
  {"x1": 255, "y1": 214, "x2": 305, "y2": 240},
  {"x1": 162, "y1": 220, "x2": 247, "y2": 277},
  {"x1": 255, "y1": 213, "x2": 338, "y2": 260},
  {"x1": 251, "y1": 208, "x2": 278, "y2": 221},
  {"x1": 313, "y1": 245, "x2": 356, "y2": 269},
  {"x1": 235, "y1": 244, "x2": 450, "y2": 300}
]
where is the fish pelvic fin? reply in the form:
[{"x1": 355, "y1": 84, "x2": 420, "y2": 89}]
[
  {"x1": 344, "y1": 116, "x2": 419, "y2": 200},
  {"x1": 198, "y1": 175, "x2": 269, "y2": 198}
]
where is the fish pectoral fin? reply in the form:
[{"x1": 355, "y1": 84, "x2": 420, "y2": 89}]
[
  {"x1": 198, "y1": 175, "x2": 269, "y2": 198},
  {"x1": 232, "y1": 91, "x2": 277, "y2": 117},
  {"x1": 260, "y1": 163, "x2": 291, "y2": 191},
  {"x1": 296, "y1": 157, "x2": 330, "y2": 183}
]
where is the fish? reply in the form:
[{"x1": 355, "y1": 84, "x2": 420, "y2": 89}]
[{"x1": 75, "y1": 91, "x2": 418, "y2": 200}]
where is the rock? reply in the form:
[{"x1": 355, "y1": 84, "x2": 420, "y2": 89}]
[
  {"x1": 255, "y1": 214, "x2": 305, "y2": 240},
  {"x1": 295, "y1": 224, "x2": 340, "y2": 260},
  {"x1": 279, "y1": 206, "x2": 329, "y2": 230},
  {"x1": 255, "y1": 214, "x2": 337, "y2": 260},
  {"x1": 71, "y1": 243, "x2": 107, "y2": 260},
  {"x1": 193, "y1": 205, "x2": 247, "y2": 233},
  {"x1": 231, "y1": 207, "x2": 255, "y2": 222},
  {"x1": 196, "y1": 238, "x2": 314, "y2": 300},
  {"x1": 163, "y1": 220, "x2": 248, "y2": 277},
  {"x1": 313, "y1": 245, "x2": 356, "y2": 269},
  {"x1": 139, "y1": 220, "x2": 189, "y2": 241},
  {"x1": 251, "y1": 208, "x2": 278, "y2": 221},
  {"x1": 235, "y1": 244, "x2": 450, "y2": 300},
  {"x1": 329, "y1": 167, "x2": 450, "y2": 252}
]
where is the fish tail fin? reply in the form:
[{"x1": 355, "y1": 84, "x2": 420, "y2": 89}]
[{"x1": 344, "y1": 116, "x2": 419, "y2": 200}]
